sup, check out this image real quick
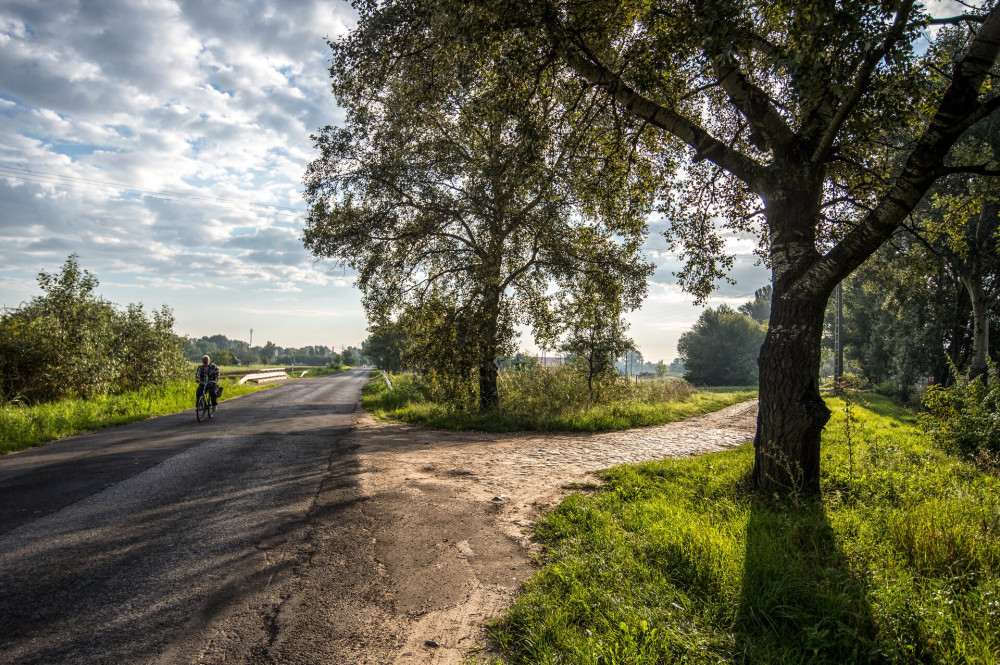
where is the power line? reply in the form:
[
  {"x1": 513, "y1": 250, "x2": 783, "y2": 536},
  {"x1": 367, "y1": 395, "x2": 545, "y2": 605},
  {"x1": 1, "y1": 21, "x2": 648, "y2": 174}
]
[{"x1": 0, "y1": 164, "x2": 306, "y2": 216}]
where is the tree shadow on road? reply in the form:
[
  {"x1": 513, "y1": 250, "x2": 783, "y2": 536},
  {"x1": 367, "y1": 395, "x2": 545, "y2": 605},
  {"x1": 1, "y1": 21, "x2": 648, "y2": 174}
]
[{"x1": 0, "y1": 433, "x2": 369, "y2": 665}]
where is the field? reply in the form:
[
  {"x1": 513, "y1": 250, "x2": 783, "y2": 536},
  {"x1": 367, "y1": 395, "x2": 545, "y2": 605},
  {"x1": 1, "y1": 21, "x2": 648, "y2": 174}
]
[
  {"x1": 490, "y1": 394, "x2": 1000, "y2": 663},
  {"x1": 363, "y1": 370, "x2": 756, "y2": 432}
]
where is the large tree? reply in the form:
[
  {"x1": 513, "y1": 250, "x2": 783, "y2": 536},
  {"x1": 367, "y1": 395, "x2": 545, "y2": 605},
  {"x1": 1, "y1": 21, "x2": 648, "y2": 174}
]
[
  {"x1": 908, "y1": 112, "x2": 1000, "y2": 381},
  {"x1": 303, "y1": 25, "x2": 655, "y2": 410},
  {"x1": 326, "y1": 0, "x2": 1000, "y2": 492},
  {"x1": 678, "y1": 304, "x2": 767, "y2": 385},
  {"x1": 543, "y1": 1, "x2": 1000, "y2": 493}
]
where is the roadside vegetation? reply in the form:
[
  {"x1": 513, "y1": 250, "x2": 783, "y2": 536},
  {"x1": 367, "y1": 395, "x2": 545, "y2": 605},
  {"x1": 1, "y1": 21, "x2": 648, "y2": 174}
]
[
  {"x1": 302, "y1": 365, "x2": 356, "y2": 378},
  {"x1": 490, "y1": 392, "x2": 1000, "y2": 663},
  {"x1": 0, "y1": 255, "x2": 188, "y2": 404},
  {"x1": 363, "y1": 366, "x2": 754, "y2": 432},
  {"x1": 1, "y1": 378, "x2": 272, "y2": 454},
  {"x1": 0, "y1": 257, "x2": 312, "y2": 455}
]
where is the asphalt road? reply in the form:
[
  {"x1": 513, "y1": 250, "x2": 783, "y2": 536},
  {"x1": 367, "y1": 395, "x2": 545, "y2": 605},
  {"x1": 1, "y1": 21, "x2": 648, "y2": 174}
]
[{"x1": 0, "y1": 369, "x2": 373, "y2": 665}]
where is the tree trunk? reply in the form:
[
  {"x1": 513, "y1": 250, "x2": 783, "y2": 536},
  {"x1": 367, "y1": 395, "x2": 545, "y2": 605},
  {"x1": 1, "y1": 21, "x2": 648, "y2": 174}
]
[
  {"x1": 753, "y1": 187, "x2": 831, "y2": 495},
  {"x1": 477, "y1": 282, "x2": 503, "y2": 411},
  {"x1": 961, "y1": 272, "x2": 991, "y2": 382},
  {"x1": 753, "y1": 291, "x2": 831, "y2": 495},
  {"x1": 479, "y1": 360, "x2": 499, "y2": 410}
]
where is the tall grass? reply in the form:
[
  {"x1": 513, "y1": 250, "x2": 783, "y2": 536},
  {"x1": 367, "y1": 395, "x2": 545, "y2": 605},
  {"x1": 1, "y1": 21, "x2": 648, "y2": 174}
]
[
  {"x1": 363, "y1": 367, "x2": 755, "y2": 432},
  {"x1": 491, "y1": 394, "x2": 1000, "y2": 663},
  {"x1": 1, "y1": 378, "x2": 271, "y2": 454},
  {"x1": 302, "y1": 365, "x2": 354, "y2": 377}
]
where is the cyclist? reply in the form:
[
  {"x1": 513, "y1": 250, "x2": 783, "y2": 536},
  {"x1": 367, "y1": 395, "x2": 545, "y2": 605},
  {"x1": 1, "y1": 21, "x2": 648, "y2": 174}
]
[{"x1": 196, "y1": 355, "x2": 222, "y2": 408}]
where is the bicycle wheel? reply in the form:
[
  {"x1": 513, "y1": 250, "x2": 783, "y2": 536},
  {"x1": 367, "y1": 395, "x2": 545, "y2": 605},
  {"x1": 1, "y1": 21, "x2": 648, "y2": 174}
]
[
  {"x1": 196, "y1": 394, "x2": 208, "y2": 422},
  {"x1": 208, "y1": 400, "x2": 216, "y2": 418}
]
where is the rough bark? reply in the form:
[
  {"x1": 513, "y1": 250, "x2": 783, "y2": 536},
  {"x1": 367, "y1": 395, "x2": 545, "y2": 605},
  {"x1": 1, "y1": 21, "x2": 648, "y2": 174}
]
[
  {"x1": 478, "y1": 360, "x2": 499, "y2": 410},
  {"x1": 753, "y1": 295, "x2": 831, "y2": 494},
  {"x1": 477, "y1": 282, "x2": 503, "y2": 411},
  {"x1": 753, "y1": 192, "x2": 832, "y2": 495}
]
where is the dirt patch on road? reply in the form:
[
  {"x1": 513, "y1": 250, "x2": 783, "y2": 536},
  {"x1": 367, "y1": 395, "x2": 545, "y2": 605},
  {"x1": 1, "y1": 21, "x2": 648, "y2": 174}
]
[{"x1": 355, "y1": 399, "x2": 758, "y2": 664}]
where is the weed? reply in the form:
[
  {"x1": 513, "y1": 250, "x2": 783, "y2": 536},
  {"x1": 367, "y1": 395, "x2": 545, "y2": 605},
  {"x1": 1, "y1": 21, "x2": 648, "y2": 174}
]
[{"x1": 364, "y1": 370, "x2": 754, "y2": 432}]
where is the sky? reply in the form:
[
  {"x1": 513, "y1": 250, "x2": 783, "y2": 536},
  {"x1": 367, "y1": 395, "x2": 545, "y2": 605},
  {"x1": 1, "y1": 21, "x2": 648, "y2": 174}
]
[{"x1": 3, "y1": 0, "x2": 815, "y2": 363}]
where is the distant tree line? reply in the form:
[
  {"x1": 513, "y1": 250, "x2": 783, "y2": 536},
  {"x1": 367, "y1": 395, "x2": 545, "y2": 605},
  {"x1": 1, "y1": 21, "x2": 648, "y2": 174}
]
[
  {"x1": 0, "y1": 255, "x2": 187, "y2": 404},
  {"x1": 183, "y1": 335, "x2": 366, "y2": 368}
]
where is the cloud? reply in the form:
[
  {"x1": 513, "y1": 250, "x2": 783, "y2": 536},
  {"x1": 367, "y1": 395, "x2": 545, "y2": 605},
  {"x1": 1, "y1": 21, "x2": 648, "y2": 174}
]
[{"x1": 0, "y1": 0, "x2": 356, "y2": 310}]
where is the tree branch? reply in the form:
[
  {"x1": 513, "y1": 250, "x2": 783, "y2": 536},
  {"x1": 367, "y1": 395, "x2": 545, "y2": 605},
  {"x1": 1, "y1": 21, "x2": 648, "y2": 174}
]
[
  {"x1": 808, "y1": 5, "x2": 1000, "y2": 293},
  {"x1": 811, "y1": 0, "x2": 917, "y2": 164},
  {"x1": 545, "y1": 22, "x2": 767, "y2": 189},
  {"x1": 940, "y1": 163, "x2": 1000, "y2": 176},
  {"x1": 707, "y1": 49, "x2": 796, "y2": 152},
  {"x1": 928, "y1": 14, "x2": 987, "y2": 26}
]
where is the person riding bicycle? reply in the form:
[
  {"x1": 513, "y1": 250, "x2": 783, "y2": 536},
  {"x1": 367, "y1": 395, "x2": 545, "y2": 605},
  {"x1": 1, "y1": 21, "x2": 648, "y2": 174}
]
[{"x1": 196, "y1": 355, "x2": 222, "y2": 407}]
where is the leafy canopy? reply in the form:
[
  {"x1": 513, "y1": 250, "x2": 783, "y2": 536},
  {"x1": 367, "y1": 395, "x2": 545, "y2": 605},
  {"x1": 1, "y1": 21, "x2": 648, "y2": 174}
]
[
  {"x1": 0, "y1": 255, "x2": 186, "y2": 403},
  {"x1": 303, "y1": 8, "x2": 659, "y2": 403}
]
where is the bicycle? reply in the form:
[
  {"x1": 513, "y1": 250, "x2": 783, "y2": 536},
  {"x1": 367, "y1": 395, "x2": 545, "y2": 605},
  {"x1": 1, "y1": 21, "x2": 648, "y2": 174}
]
[{"x1": 196, "y1": 381, "x2": 217, "y2": 422}]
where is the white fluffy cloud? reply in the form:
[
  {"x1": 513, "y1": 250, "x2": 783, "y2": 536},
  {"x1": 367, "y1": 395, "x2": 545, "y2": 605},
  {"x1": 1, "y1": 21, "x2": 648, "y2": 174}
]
[{"x1": 0, "y1": 0, "x2": 362, "y2": 344}]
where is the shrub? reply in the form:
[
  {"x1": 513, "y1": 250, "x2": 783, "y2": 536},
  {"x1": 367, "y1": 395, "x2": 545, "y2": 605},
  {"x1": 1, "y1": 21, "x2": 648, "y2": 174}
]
[
  {"x1": 362, "y1": 367, "x2": 742, "y2": 432},
  {"x1": 0, "y1": 255, "x2": 187, "y2": 404},
  {"x1": 873, "y1": 380, "x2": 896, "y2": 398},
  {"x1": 919, "y1": 366, "x2": 1000, "y2": 458}
]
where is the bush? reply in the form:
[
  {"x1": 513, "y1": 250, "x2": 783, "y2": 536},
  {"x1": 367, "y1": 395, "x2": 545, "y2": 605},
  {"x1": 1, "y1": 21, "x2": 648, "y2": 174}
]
[
  {"x1": 919, "y1": 366, "x2": 1000, "y2": 458},
  {"x1": 873, "y1": 379, "x2": 896, "y2": 398},
  {"x1": 0, "y1": 255, "x2": 187, "y2": 404}
]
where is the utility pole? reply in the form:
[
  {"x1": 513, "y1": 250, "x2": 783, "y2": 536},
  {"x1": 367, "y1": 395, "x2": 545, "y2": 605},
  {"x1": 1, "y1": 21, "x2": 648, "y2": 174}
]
[{"x1": 834, "y1": 283, "x2": 844, "y2": 382}]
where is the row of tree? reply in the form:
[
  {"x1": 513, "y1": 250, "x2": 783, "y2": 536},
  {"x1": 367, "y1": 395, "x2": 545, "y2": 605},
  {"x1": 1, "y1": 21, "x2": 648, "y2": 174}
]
[
  {"x1": 0, "y1": 255, "x2": 187, "y2": 403},
  {"x1": 303, "y1": 0, "x2": 1000, "y2": 494},
  {"x1": 183, "y1": 336, "x2": 366, "y2": 368}
]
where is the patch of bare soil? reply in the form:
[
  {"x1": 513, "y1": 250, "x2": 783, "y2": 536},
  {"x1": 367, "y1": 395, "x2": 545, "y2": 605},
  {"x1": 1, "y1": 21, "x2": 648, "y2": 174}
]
[{"x1": 354, "y1": 399, "x2": 758, "y2": 664}]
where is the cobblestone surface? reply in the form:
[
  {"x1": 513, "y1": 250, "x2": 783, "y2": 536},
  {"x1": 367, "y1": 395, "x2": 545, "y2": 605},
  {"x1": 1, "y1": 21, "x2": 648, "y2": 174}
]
[{"x1": 356, "y1": 398, "x2": 757, "y2": 503}]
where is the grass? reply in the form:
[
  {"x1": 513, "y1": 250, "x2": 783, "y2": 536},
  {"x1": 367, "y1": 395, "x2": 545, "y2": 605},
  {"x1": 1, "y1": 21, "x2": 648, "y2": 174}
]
[
  {"x1": 1, "y1": 378, "x2": 273, "y2": 454},
  {"x1": 488, "y1": 394, "x2": 1000, "y2": 664},
  {"x1": 363, "y1": 369, "x2": 756, "y2": 432},
  {"x1": 302, "y1": 365, "x2": 355, "y2": 377}
]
